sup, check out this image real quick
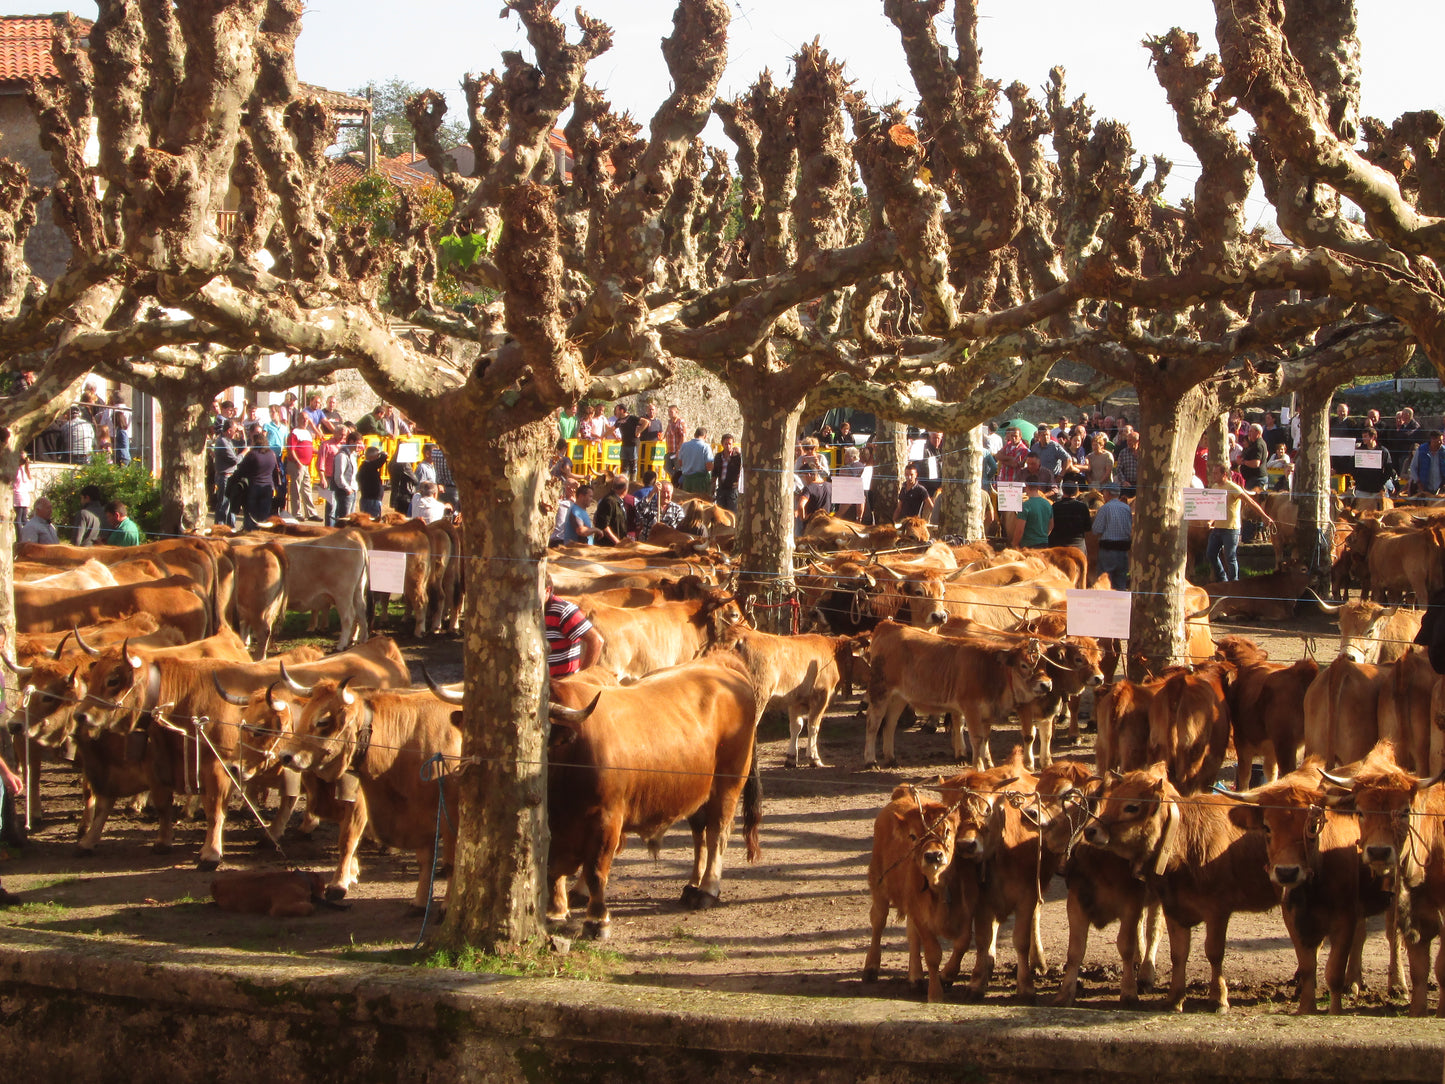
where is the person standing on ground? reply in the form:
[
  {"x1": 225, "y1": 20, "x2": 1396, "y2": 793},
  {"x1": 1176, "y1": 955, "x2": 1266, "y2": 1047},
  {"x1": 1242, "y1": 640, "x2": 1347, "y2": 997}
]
[
  {"x1": 213, "y1": 420, "x2": 244, "y2": 528},
  {"x1": 331, "y1": 430, "x2": 359, "y2": 522},
  {"x1": 834, "y1": 446, "x2": 865, "y2": 521},
  {"x1": 1091, "y1": 483, "x2": 1132, "y2": 590},
  {"x1": 1012, "y1": 481, "x2": 1053, "y2": 549},
  {"x1": 104, "y1": 500, "x2": 141, "y2": 546},
  {"x1": 0, "y1": 747, "x2": 24, "y2": 906},
  {"x1": 1351, "y1": 428, "x2": 1395, "y2": 510},
  {"x1": 358, "y1": 445, "x2": 386, "y2": 518},
  {"x1": 677, "y1": 427, "x2": 714, "y2": 495},
  {"x1": 389, "y1": 446, "x2": 418, "y2": 517},
  {"x1": 663, "y1": 404, "x2": 686, "y2": 483},
  {"x1": 112, "y1": 406, "x2": 131, "y2": 465},
  {"x1": 563, "y1": 484, "x2": 604, "y2": 544},
  {"x1": 612, "y1": 403, "x2": 644, "y2": 478},
  {"x1": 63, "y1": 406, "x2": 94, "y2": 464},
  {"x1": 795, "y1": 468, "x2": 831, "y2": 536},
  {"x1": 236, "y1": 428, "x2": 280, "y2": 529},
  {"x1": 711, "y1": 433, "x2": 741, "y2": 512},
  {"x1": 19, "y1": 496, "x2": 58, "y2": 545},
  {"x1": 74, "y1": 484, "x2": 107, "y2": 545},
  {"x1": 1410, "y1": 431, "x2": 1445, "y2": 497},
  {"x1": 544, "y1": 573, "x2": 603, "y2": 677},
  {"x1": 592, "y1": 477, "x2": 630, "y2": 544},
  {"x1": 1205, "y1": 461, "x2": 1274, "y2": 582},
  {"x1": 556, "y1": 404, "x2": 579, "y2": 441},
  {"x1": 12, "y1": 452, "x2": 32, "y2": 527},
  {"x1": 893, "y1": 464, "x2": 933, "y2": 522},
  {"x1": 285, "y1": 424, "x2": 318, "y2": 520},
  {"x1": 1048, "y1": 477, "x2": 1092, "y2": 555}
]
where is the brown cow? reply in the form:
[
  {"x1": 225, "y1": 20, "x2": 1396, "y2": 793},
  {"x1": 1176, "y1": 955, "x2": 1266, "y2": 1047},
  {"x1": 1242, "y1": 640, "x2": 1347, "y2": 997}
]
[
  {"x1": 864, "y1": 620, "x2": 1052, "y2": 768},
  {"x1": 1094, "y1": 678, "x2": 1161, "y2": 775},
  {"x1": 1214, "y1": 636, "x2": 1316, "y2": 784},
  {"x1": 1325, "y1": 743, "x2": 1445, "y2": 1015},
  {"x1": 1311, "y1": 592, "x2": 1424, "y2": 665},
  {"x1": 228, "y1": 541, "x2": 290, "y2": 659},
  {"x1": 581, "y1": 589, "x2": 744, "y2": 678},
  {"x1": 1201, "y1": 566, "x2": 1310, "y2": 621},
  {"x1": 342, "y1": 515, "x2": 433, "y2": 637},
  {"x1": 211, "y1": 870, "x2": 332, "y2": 918},
  {"x1": 861, "y1": 786, "x2": 964, "y2": 1003},
  {"x1": 1377, "y1": 649, "x2": 1436, "y2": 775},
  {"x1": 546, "y1": 657, "x2": 760, "y2": 937},
  {"x1": 1147, "y1": 660, "x2": 1234, "y2": 794},
  {"x1": 1226, "y1": 761, "x2": 1399, "y2": 1014},
  {"x1": 14, "y1": 614, "x2": 177, "y2": 663},
  {"x1": 1083, "y1": 764, "x2": 1280, "y2": 1011},
  {"x1": 259, "y1": 526, "x2": 372, "y2": 650},
  {"x1": 273, "y1": 678, "x2": 463, "y2": 910},
  {"x1": 16, "y1": 575, "x2": 211, "y2": 642},
  {"x1": 1303, "y1": 655, "x2": 1392, "y2": 767}
]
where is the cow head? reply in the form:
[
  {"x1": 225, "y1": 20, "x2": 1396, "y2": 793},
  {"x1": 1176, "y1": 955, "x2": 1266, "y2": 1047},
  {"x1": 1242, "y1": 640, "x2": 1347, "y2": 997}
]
[
  {"x1": 233, "y1": 681, "x2": 305, "y2": 779},
  {"x1": 1006, "y1": 640, "x2": 1053, "y2": 701},
  {"x1": 1081, "y1": 763, "x2": 1181, "y2": 876},
  {"x1": 892, "y1": 568, "x2": 950, "y2": 628},
  {"x1": 1225, "y1": 774, "x2": 1331, "y2": 890},
  {"x1": 274, "y1": 678, "x2": 368, "y2": 783},
  {"x1": 935, "y1": 772, "x2": 1013, "y2": 861},
  {"x1": 1325, "y1": 743, "x2": 1442, "y2": 883},
  {"x1": 74, "y1": 641, "x2": 159, "y2": 737},
  {"x1": 546, "y1": 690, "x2": 602, "y2": 752},
  {"x1": 884, "y1": 789, "x2": 959, "y2": 886},
  {"x1": 1331, "y1": 599, "x2": 1400, "y2": 664},
  {"x1": 695, "y1": 588, "x2": 748, "y2": 640},
  {"x1": 1044, "y1": 637, "x2": 1104, "y2": 692},
  {"x1": 3, "y1": 652, "x2": 91, "y2": 748}
]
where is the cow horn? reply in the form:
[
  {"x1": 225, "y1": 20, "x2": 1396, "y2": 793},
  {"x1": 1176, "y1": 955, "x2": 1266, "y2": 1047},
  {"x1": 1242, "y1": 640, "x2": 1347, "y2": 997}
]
[
  {"x1": 0, "y1": 650, "x2": 32, "y2": 677},
  {"x1": 1221, "y1": 786, "x2": 1266, "y2": 804},
  {"x1": 1415, "y1": 768, "x2": 1445, "y2": 790},
  {"x1": 266, "y1": 682, "x2": 290, "y2": 713},
  {"x1": 280, "y1": 660, "x2": 316, "y2": 696},
  {"x1": 1186, "y1": 597, "x2": 1226, "y2": 621},
  {"x1": 339, "y1": 675, "x2": 356, "y2": 705},
  {"x1": 943, "y1": 565, "x2": 972, "y2": 582},
  {"x1": 422, "y1": 665, "x2": 464, "y2": 705},
  {"x1": 1319, "y1": 768, "x2": 1355, "y2": 789},
  {"x1": 71, "y1": 624, "x2": 101, "y2": 657},
  {"x1": 873, "y1": 564, "x2": 904, "y2": 581},
  {"x1": 123, "y1": 638, "x2": 143, "y2": 670},
  {"x1": 51, "y1": 632, "x2": 72, "y2": 660},
  {"x1": 210, "y1": 671, "x2": 251, "y2": 707},
  {"x1": 1307, "y1": 589, "x2": 1343, "y2": 616},
  {"x1": 550, "y1": 692, "x2": 602, "y2": 725}
]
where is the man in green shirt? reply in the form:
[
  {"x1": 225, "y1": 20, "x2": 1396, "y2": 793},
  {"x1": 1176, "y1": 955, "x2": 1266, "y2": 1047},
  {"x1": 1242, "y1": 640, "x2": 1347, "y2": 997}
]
[
  {"x1": 557, "y1": 404, "x2": 579, "y2": 440},
  {"x1": 1012, "y1": 481, "x2": 1054, "y2": 549},
  {"x1": 105, "y1": 500, "x2": 141, "y2": 546}
]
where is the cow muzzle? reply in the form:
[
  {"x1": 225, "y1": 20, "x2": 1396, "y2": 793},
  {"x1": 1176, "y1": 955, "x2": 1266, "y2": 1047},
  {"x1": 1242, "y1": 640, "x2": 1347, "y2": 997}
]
[
  {"x1": 922, "y1": 847, "x2": 947, "y2": 868},
  {"x1": 955, "y1": 836, "x2": 983, "y2": 860},
  {"x1": 278, "y1": 752, "x2": 299, "y2": 770},
  {"x1": 1271, "y1": 864, "x2": 1304, "y2": 887},
  {"x1": 1343, "y1": 646, "x2": 1366, "y2": 664},
  {"x1": 1082, "y1": 824, "x2": 1107, "y2": 846},
  {"x1": 1087, "y1": 673, "x2": 1104, "y2": 688},
  {"x1": 1365, "y1": 844, "x2": 1396, "y2": 869},
  {"x1": 926, "y1": 610, "x2": 946, "y2": 626}
]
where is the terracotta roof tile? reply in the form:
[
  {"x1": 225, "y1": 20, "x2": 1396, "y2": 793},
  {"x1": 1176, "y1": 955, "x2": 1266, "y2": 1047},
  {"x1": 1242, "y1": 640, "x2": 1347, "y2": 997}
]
[
  {"x1": 325, "y1": 153, "x2": 435, "y2": 192},
  {"x1": 0, "y1": 13, "x2": 91, "y2": 86},
  {"x1": 298, "y1": 82, "x2": 370, "y2": 118}
]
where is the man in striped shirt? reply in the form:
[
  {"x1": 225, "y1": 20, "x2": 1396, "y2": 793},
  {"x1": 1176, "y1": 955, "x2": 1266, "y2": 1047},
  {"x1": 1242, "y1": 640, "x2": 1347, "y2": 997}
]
[
  {"x1": 1090, "y1": 483, "x2": 1133, "y2": 590},
  {"x1": 545, "y1": 575, "x2": 604, "y2": 677}
]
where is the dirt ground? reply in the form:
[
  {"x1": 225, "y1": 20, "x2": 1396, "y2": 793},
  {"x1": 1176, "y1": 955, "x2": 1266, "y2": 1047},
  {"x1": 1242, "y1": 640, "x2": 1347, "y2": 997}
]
[{"x1": 0, "y1": 595, "x2": 1415, "y2": 1016}]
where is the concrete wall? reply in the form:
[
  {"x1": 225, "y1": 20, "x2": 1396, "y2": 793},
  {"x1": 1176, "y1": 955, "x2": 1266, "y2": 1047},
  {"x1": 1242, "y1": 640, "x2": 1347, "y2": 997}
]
[{"x1": 1, "y1": 931, "x2": 1443, "y2": 1084}]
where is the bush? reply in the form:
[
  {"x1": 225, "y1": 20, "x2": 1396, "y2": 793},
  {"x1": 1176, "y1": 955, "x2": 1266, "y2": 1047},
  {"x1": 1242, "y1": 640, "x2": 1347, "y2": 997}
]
[{"x1": 42, "y1": 456, "x2": 163, "y2": 542}]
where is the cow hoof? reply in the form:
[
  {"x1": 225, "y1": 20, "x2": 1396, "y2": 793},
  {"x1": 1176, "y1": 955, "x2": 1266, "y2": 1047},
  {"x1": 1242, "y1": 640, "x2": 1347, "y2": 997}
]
[
  {"x1": 783, "y1": 757, "x2": 797, "y2": 769},
  {"x1": 862, "y1": 968, "x2": 879, "y2": 984},
  {"x1": 197, "y1": 859, "x2": 220, "y2": 872},
  {"x1": 1051, "y1": 990, "x2": 1077, "y2": 1008},
  {"x1": 1016, "y1": 990, "x2": 1037, "y2": 1006},
  {"x1": 961, "y1": 985, "x2": 985, "y2": 1002},
  {"x1": 810, "y1": 758, "x2": 827, "y2": 768},
  {"x1": 324, "y1": 885, "x2": 349, "y2": 902},
  {"x1": 1209, "y1": 1001, "x2": 1229, "y2": 1015},
  {"x1": 581, "y1": 920, "x2": 611, "y2": 941},
  {"x1": 680, "y1": 884, "x2": 700, "y2": 907},
  {"x1": 692, "y1": 891, "x2": 720, "y2": 911}
]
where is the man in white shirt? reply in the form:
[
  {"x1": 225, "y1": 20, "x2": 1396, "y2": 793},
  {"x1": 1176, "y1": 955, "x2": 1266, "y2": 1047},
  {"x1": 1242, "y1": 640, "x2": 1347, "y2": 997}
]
[
  {"x1": 982, "y1": 423, "x2": 1003, "y2": 456},
  {"x1": 410, "y1": 481, "x2": 448, "y2": 523},
  {"x1": 18, "y1": 497, "x2": 59, "y2": 545}
]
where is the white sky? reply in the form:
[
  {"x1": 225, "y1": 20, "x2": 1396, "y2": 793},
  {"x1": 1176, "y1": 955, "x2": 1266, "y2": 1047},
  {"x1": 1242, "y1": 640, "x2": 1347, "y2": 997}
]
[{"x1": 11, "y1": 1, "x2": 1445, "y2": 216}]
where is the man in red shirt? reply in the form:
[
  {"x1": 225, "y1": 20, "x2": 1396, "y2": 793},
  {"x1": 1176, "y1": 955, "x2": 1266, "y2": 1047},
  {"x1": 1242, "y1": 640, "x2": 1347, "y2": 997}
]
[
  {"x1": 545, "y1": 574, "x2": 604, "y2": 677},
  {"x1": 285, "y1": 426, "x2": 318, "y2": 520}
]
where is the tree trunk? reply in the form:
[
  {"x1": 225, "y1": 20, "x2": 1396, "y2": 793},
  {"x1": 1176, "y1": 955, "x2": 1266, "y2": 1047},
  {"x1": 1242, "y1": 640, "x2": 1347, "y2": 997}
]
[
  {"x1": 735, "y1": 394, "x2": 801, "y2": 620},
  {"x1": 868, "y1": 421, "x2": 907, "y2": 526},
  {"x1": 436, "y1": 418, "x2": 553, "y2": 951},
  {"x1": 938, "y1": 424, "x2": 986, "y2": 539},
  {"x1": 1204, "y1": 411, "x2": 1229, "y2": 475},
  {"x1": 1293, "y1": 385, "x2": 1334, "y2": 586},
  {"x1": 0, "y1": 447, "x2": 16, "y2": 765},
  {"x1": 1128, "y1": 383, "x2": 1214, "y2": 677},
  {"x1": 156, "y1": 395, "x2": 210, "y2": 537}
]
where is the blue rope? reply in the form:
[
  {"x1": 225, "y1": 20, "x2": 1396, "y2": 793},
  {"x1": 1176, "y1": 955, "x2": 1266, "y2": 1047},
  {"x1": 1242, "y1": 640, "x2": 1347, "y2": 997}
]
[{"x1": 412, "y1": 751, "x2": 449, "y2": 949}]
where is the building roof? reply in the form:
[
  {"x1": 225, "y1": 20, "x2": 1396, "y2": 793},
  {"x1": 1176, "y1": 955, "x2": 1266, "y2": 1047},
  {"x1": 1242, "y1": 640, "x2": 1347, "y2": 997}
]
[
  {"x1": 298, "y1": 82, "x2": 370, "y2": 123},
  {"x1": 325, "y1": 152, "x2": 436, "y2": 192},
  {"x1": 0, "y1": 13, "x2": 91, "y2": 87}
]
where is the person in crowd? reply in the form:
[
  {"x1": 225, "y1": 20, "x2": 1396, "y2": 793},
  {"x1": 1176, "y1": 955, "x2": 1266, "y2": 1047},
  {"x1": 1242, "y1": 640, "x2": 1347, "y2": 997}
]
[
  {"x1": 638, "y1": 401, "x2": 664, "y2": 444},
  {"x1": 544, "y1": 572, "x2": 603, "y2": 677},
  {"x1": 112, "y1": 404, "x2": 131, "y2": 465},
  {"x1": 330, "y1": 430, "x2": 359, "y2": 523},
  {"x1": 815, "y1": 422, "x2": 836, "y2": 448},
  {"x1": 1048, "y1": 477, "x2": 1092, "y2": 554},
  {"x1": 677, "y1": 426, "x2": 714, "y2": 495},
  {"x1": 385, "y1": 404, "x2": 413, "y2": 436},
  {"x1": 663, "y1": 404, "x2": 687, "y2": 482},
  {"x1": 355, "y1": 403, "x2": 385, "y2": 437},
  {"x1": 78, "y1": 382, "x2": 102, "y2": 424},
  {"x1": 63, "y1": 405, "x2": 95, "y2": 464},
  {"x1": 637, "y1": 478, "x2": 685, "y2": 541},
  {"x1": 0, "y1": 749, "x2": 26, "y2": 905},
  {"x1": 1085, "y1": 431, "x2": 1115, "y2": 487},
  {"x1": 104, "y1": 500, "x2": 141, "y2": 546},
  {"x1": 562, "y1": 483, "x2": 603, "y2": 544},
  {"x1": 576, "y1": 403, "x2": 604, "y2": 445},
  {"x1": 591, "y1": 476, "x2": 631, "y2": 544},
  {"x1": 1238, "y1": 423, "x2": 1269, "y2": 493},
  {"x1": 611, "y1": 402, "x2": 645, "y2": 478},
  {"x1": 410, "y1": 480, "x2": 447, "y2": 524},
  {"x1": 834, "y1": 421, "x2": 855, "y2": 450},
  {"x1": 322, "y1": 395, "x2": 344, "y2": 434},
  {"x1": 427, "y1": 442, "x2": 456, "y2": 505},
  {"x1": 12, "y1": 451, "x2": 32, "y2": 527},
  {"x1": 556, "y1": 403, "x2": 579, "y2": 441},
  {"x1": 794, "y1": 435, "x2": 830, "y2": 479},
  {"x1": 1329, "y1": 401, "x2": 1359, "y2": 476},
  {"x1": 834, "y1": 445, "x2": 865, "y2": 521},
  {"x1": 711, "y1": 433, "x2": 741, "y2": 512},
  {"x1": 549, "y1": 479, "x2": 578, "y2": 546},
  {"x1": 280, "y1": 391, "x2": 302, "y2": 430},
  {"x1": 982, "y1": 422, "x2": 1002, "y2": 456},
  {"x1": 285, "y1": 423, "x2": 318, "y2": 521},
  {"x1": 634, "y1": 469, "x2": 658, "y2": 506},
  {"x1": 95, "y1": 425, "x2": 114, "y2": 463},
  {"x1": 913, "y1": 431, "x2": 945, "y2": 498},
  {"x1": 313, "y1": 428, "x2": 340, "y2": 526},
  {"x1": 414, "y1": 444, "x2": 437, "y2": 489},
  {"x1": 1352, "y1": 428, "x2": 1396, "y2": 510},
  {"x1": 1114, "y1": 428, "x2": 1140, "y2": 488},
  {"x1": 301, "y1": 392, "x2": 326, "y2": 435},
  {"x1": 1023, "y1": 450, "x2": 1057, "y2": 496},
  {"x1": 212, "y1": 399, "x2": 237, "y2": 436},
  {"x1": 893, "y1": 464, "x2": 933, "y2": 521},
  {"x1": 213, "y1": 419, "x2": 245, "y2": 527},
  {"x1": 1410, "y1": 431, "x2": 1445, "y2": 497},
  {"x1": 995, "y1": 426, "x2": 1028, "y2": 485},
  {"x1": 1262, "y1": 410, "x2": 1292, "y2": 453},
  {"x1": 549, "y1": 438, "x2": 581, "y2": 486},
  {"x1": 74, "y1": 484, "x2": 107, "y2": 545},
  {"x1": 1205, "y1": 461, "x2": 1274, "y2": 582},
  {"x1": 1266, "y1": 443, "x2": 1293, "y2": 492},
  {"x1": 236, "y1": 427, "x2": 280, "y2": 529},
  {"x1": 1012, "y1": 480, "x2": 1053, "y2": 549},
  {"x1": 1228, "y1": 409, "x2": 1248, "y2": 446},
  {"x1": 358, "y1": 444, "x2": 386, "y2": 518},
  {"x1": 19, "y1": 496, "x2": 58, "y2": 545},
  {"x1": 1034, "y1": 427, "x2": 1070, "y2": 480},
  {"x1": 389, "y1": 445, "x2": 419, "y2": 517},
  {"x1": 1091, "y1": 482, "x2": 1132, "y2": 590},
  {"x1": 795, "y1": 467, "x2": 832, "y2": 535},
  {"x1": 263, "y1": 404, "x2": 289, "y2": 460}
]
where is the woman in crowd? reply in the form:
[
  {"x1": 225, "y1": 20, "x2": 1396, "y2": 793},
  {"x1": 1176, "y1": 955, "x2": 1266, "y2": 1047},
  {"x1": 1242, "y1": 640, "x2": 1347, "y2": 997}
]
[
  {"x1": 637, "y1": 478, "x2": 685, "y2": 541},
  {"x1": 235, "y1": 425, "x2": 281, "y2": 529},
  {"x1": 1085, "y1": 431, "x2": 1115, "y2": 487}
]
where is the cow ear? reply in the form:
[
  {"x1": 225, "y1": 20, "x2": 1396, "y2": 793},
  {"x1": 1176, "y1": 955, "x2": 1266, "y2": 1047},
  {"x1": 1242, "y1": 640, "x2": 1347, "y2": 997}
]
[
  {"x1": 1226, "y1": 804, "x2": 1265, "y2": 832},
  {"x1": 449, "y1": 711, "x2": 463, "y2": 730}
]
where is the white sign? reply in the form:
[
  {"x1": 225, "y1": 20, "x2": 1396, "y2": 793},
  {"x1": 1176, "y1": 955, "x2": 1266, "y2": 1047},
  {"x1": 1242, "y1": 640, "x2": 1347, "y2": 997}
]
[
  {"x1": 926, "y1": 455, "x2": 939, "y2": 480},
  {"x1": 1279, "y1": 406, "x2": 1291, "y2": 423},
  {"x1": 907, "y1": 439, "x2": 926, "y2": 461},
  {"x1": 831, "y1": 473, "x2": 867, "y2": 506},
  {"x1": 1183, "y1": 488, "x2": 1228, "y2": 521},
  {"x1": 997, "y1": 482, "x2": 1025, "y2": 513},
  {"x1": 1066, "y1": 589, "x2": 1132, "y2": 639},
  {"x1": 394, "y1": 442, "x2": 421, "y2": 464},
  {"x1": 852, "y1": 434, "x2": 869, "y2": 446},
  {"x1": 1329, "y1": 437, "x2": 1357, "y2": 458},
  {"x1": 1354, "y1": 449, "x2": 1383, "y2": 470},
  {"x1": 368, "y1": 549, "x2": 408, "y2": 595}
]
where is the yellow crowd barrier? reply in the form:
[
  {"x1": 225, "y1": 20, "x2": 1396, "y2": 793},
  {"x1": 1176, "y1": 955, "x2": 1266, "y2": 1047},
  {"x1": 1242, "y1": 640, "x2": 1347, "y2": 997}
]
[{"x1": 304, "y1": 433, "x2": 435, "y2": 485}]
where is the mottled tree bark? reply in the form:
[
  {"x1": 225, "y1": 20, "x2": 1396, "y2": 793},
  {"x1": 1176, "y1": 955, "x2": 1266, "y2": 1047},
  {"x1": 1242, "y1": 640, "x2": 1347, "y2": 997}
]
[
  {"x1": 938, "y1": 424, "x2": 986, "y2": 539},
  {"x1": 868, "y1": 420, "x2": 908, "y2": 526},
  {"x1": 0, "y1": 446, "x2": 16, "y2": 764},
  {"x1": 155, "y1": 395, "x2": 209, "y2": 537},
  {"x1": 436, "y1": 419, "x2": 554, "y2": 951},
  {"x1": 1292, "y1": 385, "x2": 1334, "y2": 585},
  {"x1": 735, "y1": 394, "x2": 802, "y2": 610},
  {"x1": 1128, "y1": 383, "x2": 1214, "y2": 677}
]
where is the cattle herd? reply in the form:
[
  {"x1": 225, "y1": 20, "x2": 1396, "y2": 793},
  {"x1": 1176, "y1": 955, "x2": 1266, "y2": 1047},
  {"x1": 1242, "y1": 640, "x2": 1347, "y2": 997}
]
[{"x1": 10, "y1": 503, "x2": 1445, "y2": 1019}]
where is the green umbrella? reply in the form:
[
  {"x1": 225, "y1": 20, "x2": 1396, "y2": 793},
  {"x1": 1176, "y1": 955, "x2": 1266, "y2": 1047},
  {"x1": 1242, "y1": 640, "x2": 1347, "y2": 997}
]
[{"x1": 1004, "y1": 418, "x2": 1037, "y2": 442}]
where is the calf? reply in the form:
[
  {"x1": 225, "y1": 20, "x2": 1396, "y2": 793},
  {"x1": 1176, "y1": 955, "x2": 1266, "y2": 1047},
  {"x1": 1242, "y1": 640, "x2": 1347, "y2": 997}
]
[
  {"x1": 1083, "y1": 764, "x2": 1279, "y2": 1011},
  {"x1": 1147, "y1": 661, "x2": 1234, "y2": 794},
  {"x1": 1214, "y1": 636, "x2": 1316, "y2": 783},
  {"x1": 1094, "y1": 678, "x2": 1160, "y2": 775},
  {"x1": 861, "y1": 787, "x2": 964, "y2": 1003},
  {"x1": 211, "y1": 870, "x2": 331, "y2": 918}
]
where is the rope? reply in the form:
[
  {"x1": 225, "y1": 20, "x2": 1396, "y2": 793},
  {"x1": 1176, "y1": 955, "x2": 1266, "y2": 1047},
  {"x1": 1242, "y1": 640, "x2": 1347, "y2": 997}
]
[{"x1": 413, "y1": 751, "x2": 450, "y2": 949}]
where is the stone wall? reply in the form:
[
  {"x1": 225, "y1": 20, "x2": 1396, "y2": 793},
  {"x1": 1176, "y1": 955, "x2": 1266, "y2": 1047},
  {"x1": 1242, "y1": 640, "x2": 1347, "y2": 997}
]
[
  {"x1": 0, "y1": 93, "x2": 71, "y2": 285},
  {"x1": 621, "y1": 359, "x2": 743, "y2": 443}
]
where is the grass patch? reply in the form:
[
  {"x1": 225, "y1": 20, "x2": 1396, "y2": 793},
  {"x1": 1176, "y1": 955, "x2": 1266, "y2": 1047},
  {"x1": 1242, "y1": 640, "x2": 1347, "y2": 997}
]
[
  {"x1": 19, "y1": 875, "x2": 79, "y2": 893},
  {"x1": 7, "y1": 900, "x2": 68, "y2": 916},
  {"x1": 424, "y1": 939, "x2": 622, "y2": 982},
  {"x1": 667, "y1": 926, "x2": 726, "y2": 961}
]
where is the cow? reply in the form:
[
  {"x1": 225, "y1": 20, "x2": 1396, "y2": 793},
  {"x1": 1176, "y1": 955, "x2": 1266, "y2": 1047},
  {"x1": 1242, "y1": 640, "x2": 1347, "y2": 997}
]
[
  {"x1": 1345, "y1": 521, "x2": 1443, "y2": 604},
  {"x1": 342, "y1": 515, "x2": 433, "y2": 637},
  {"x1": 1146, "y1": 660, "x2": 1234, "y2": 794},
  {"x1": 18, "y1": 538, "x2": 221, "y2": 627},
  {"x1": 799, "y1": 511, "x2": 930, "y2": 552},
  {"x1": 211, "y1": 870, "x2": 333, "y2": 918},
  {"x1": 226, "y1": 541, "x2": 290, "y2": 659},
  {"x1": 1214, "y1": 636, "x2": 1316, "y2": 784},
  {"x1": 1303, "y1": 656, "x2": 1392, "y2": 767},
  {"x1": 272, "y1": 677, "x2": 462, "y2": 910},
  {"x1": 15, "y1": 559, "x2": 118, "y2": 591},
  {"x1": 865, "y1": 620, "x2": 1052, "y2": 769},
  {"x1": 1324, "y1": 743, "x2": 1445, "y2": 1016},
  {"x1": 14, "y1": 614, "x2": 178, "y2": 663},
  {"x1": 16, "y1": 575, "x2": 211, "y2": 642},
  {"x1": 563, "y1": 574, "x2": 713, "y2": 610},
  {"x1": 258, "y1": 527, "x2": 372, "y2": 650},
  {"x1": 580, "y1": 589, "x2": 745, "y2": 679},
  {"x1": 1083, "y1": 764, "x2": 1279, "y2": 1011},
  {"x1": 866, "y1": 563, "x2": 1065, "y2": 630},
  {"x1": 1201, "y1": 566, "x2": 1309, "y2": 621},
  {"x1": 546, "y1": 656, "x2": 760, "y2": 938},
  {"x1": 711, "y1": 627, "x2": 864, "y2": 767},
  {"x1": 424, "y1": 517, "x2": 462, "y2": 634},
  {"x1": 1226, "y1": 761, "x2": 1399, "y2": 1014},
  {"x1": 1033, "y1": 766, "x2": 1162, "y2": 1007},
  {"x1": 1094, "y1": 678, "x2": 1161, "y2": 775},
  {"x1": 1377, "y1": 649, "x2": 1436, "y2": 775},
  {"x1": 861, "y1": 786, "x2": 964, "y2": 1003},
  {"x1": 1311, "y1": 592, "x2": 1424, "y2": 665}
]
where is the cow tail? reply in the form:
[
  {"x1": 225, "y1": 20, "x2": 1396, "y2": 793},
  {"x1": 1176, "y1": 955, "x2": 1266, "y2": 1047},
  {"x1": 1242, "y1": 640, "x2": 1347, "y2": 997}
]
[
  {"x1": 267, "y1": 541, "x2": 291, "y2": 639},
  {"x1": 742, "y1": 744, "x2": 762, "y2": 863}
]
